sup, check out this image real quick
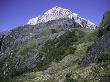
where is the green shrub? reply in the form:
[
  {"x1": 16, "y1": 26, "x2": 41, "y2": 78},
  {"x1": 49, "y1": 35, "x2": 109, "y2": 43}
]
[{"x1": 51, "y1": 29, "x2": 59, "y2": 34}]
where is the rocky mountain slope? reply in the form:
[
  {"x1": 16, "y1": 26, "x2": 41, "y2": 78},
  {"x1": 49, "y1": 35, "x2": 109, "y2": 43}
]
[
  {"x1": 0, "y1": 6, "x2": 95, "y2": 80},
  {"x1": 0, "y1": 7, "x2": 110, "y2": 82}
]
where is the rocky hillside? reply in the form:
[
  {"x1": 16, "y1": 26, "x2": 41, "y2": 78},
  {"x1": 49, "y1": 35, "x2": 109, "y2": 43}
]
[{"x1": 0, "y1": 7, "x2": 110, "y2": 82}]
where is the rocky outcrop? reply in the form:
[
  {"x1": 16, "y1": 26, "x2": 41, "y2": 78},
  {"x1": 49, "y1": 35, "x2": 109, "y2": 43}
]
[
  {"x1": 81, "y1": 30, "x2": 110, "y2": 66},
  {"x1": 26, "y1": 54, "x2": 43, "y2": 69}
]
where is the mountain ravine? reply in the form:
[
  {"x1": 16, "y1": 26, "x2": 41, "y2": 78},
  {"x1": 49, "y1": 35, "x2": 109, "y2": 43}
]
[{"x1": 0, "y1": 7, "x2": 110, "y2": 82}]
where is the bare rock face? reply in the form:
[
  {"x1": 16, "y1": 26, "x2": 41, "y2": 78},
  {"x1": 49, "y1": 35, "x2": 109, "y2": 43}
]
[
  {"x1": 27, "y1": 6, "x2": 96, "y2": 29},
  {"x1": 26, "y1": 53, "x2": 45, "y2": 69}
]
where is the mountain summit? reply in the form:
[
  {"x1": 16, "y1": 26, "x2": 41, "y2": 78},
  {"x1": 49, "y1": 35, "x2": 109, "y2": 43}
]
[{"x1": 27, "y1": 6, "x2": 96, "y2": 29}]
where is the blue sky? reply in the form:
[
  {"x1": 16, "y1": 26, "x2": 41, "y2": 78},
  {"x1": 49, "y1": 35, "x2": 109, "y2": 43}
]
[{"x1": 0, "y1": 0, "x2": 110, "y2": 32}]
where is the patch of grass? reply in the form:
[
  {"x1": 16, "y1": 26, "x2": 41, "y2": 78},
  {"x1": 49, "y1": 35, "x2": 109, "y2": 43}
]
[
  {"x1": 38, "y1": 29, "x2": 87, "y2": 70},
  {"x1": 51, "y1": 29, "x2": 59, "y2": 34},
  {"x1": 56, "y1": 29, "x2": 86, "y2": 47},
  {"x1": 78, "y1": 29, "x2": 99, "y2": 43}
]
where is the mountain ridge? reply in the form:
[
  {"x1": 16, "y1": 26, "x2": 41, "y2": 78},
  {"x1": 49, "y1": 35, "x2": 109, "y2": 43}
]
[{"x1": 27, "y1": 6, "x2": 96, "y2": 29}]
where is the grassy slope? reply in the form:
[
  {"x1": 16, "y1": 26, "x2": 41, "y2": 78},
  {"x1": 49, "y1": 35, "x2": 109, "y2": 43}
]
[
  {"x1": 11, "y1": 27, "x2": 110, "y2": 82},
  {"x1": 6, "y1": 28, "x2": 100, "y2": 82}
]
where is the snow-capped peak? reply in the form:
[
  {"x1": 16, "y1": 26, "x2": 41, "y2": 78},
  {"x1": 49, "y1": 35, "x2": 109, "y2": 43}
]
[{"x1": 27, "y1": 6, "x2": 96, "y2": 29}]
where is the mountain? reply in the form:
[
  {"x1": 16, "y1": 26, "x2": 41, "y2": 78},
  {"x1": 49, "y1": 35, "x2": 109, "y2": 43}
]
[
  {"x1": 27, "y1": 6, "x2": 96, "y2": 29},
  {"x1": 0, "y1": 7, "x2": 110, "y2": 82},
  {"x1": 0, "y1": 6, "x2": 95, "y2": 80}
]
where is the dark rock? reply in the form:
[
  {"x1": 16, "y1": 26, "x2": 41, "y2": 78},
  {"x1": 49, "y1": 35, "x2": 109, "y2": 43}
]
[{"x1": 0, "y1": 33, "x2": 5, "y2": 51}]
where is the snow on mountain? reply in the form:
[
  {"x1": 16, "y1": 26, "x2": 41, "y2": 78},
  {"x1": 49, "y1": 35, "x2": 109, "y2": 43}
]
[{"x1": 27, "y1": 6, "x2": 96, "y2": 29}]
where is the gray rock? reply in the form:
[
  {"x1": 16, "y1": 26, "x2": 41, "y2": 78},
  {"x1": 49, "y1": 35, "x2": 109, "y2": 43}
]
[{"x1": 26, "y1": 53, "x2": 45, "y2": 69}]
